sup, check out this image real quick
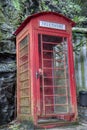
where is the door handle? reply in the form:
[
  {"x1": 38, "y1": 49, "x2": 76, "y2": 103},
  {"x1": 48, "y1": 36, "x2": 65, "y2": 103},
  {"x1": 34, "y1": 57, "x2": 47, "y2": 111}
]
[
  {"x1": 36, "y1": 69, "x2": 43, "y2": 79},
  {"x1": 36, "y1": 71, "x2": 40, "y2": 79}
]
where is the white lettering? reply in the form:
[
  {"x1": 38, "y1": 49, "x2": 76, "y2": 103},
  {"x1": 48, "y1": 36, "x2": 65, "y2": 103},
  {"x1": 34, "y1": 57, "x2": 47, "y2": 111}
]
[{"x1": 40, "y1": 21, "x2": 66, "y2": 30}]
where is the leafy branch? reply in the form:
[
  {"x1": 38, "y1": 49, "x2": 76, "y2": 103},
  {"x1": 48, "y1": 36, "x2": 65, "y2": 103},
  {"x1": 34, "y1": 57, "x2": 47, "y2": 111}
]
[{"x1": 73, "y1": 35, "x2": 87, "y2": 55}]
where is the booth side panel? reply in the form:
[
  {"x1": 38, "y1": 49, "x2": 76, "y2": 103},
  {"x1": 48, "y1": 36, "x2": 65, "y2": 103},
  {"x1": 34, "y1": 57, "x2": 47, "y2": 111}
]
[
  {"x1": 70, "y1": 34, "x2": 78, "y2": 119},
  {"x1": 68, "y1": 34, "x2": 78, "y2": 120},
  {"x1": 16, "y1": 28, "x2": 33, "y2": 121}
]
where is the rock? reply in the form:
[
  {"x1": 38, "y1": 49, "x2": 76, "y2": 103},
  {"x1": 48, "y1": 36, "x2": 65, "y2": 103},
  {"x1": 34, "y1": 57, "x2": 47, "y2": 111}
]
[{"x1": 0, "y1": 37, "x2": 16, "y2": 125}]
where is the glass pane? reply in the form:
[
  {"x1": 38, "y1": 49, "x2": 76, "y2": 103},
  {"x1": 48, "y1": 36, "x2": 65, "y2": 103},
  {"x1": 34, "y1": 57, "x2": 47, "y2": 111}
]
[
  {"x1": 54, "y1": 69, "x2": 65, "y2": 77},
  {"x1": 20, "y1": 46, "x2": 28, "y2": 57},
  {"x1": 20, "y1": 98, "x2": 30, "y2": 106},
  {"x1": 54, "y1": 106, "x2": 68, "y2": 113},
  {"x1": 54, "y1": 79, "x2": 66, "y2": 86},
  {"x1": 20, "y1": 62, "x2": 28, "y2": 72},
  {"x1": 55, "y1": 96, "x2": 66, "y2": 104},
  {"x1": 54, "y1": 87, "x2": 66, "y2": 95},
  {"x1": 42, "y1": 34, "x2": 62, "y2": 43},
  {"x1": 20, "y1": 54, "x2": 28, "y2": 65},
  {"x1": 43, "y1": 60, "x2": 52, "y2": 68},
  {"x1": 20, "y1": 71, "x2": 28, "y2": 81},
  {"x1": 20, "y1": 106, "x2": 31, "y2": 114},
  {"x1": 20, "y1": 35, "x2": 29, "y2": 49},
  {"x1": 21, "y1": 80, "x2": 29, "y2": 89},
  {"x1": 43, "y1": 44, "x2": 53, "y2": 50},
  {"x1": 20, "y1": 88, "x2": 29, "y2": 97}
]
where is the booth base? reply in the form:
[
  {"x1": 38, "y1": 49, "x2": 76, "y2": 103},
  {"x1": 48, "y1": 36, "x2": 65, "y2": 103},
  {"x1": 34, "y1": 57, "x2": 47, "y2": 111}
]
[{"x1": 36, "y1": 121, "x2": 78, "y2": 129}]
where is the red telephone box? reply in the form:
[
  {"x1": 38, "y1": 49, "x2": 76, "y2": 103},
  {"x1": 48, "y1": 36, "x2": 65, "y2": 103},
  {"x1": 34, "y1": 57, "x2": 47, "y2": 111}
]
[{"x1": 14, "y1": 12, "x2": 77, "y2": 128}]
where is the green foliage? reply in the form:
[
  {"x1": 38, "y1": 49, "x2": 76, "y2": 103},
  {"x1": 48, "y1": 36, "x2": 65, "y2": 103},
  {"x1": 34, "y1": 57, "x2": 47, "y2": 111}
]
[
  {"x1": 0, "y1": 0, "x2": 86, "y2": 30},
  {"x1": 19, "y1": 120, "x2": 34, "y2": 129},
  {"x1": 0, "y1": 5, "x2": 5, "y2": 24},
  {"x1": 9, "y1": 120, "x2": 34, "y2": 130},
  {"x1": 0, "y1": 5, "x2": 5, "y2": 40},
  {"x1": 0, "y1": 0, "x2": 86, "y2": 45},
  {"x1": 10, "y1": 0, "x2": 83, "y2": 25},
  {"x1": 38, "y1": 0, "x2": 87, "y2": 27},
  {"x1": 38, "y1": 0, "x2": 81, "y2": 18},
  {"x1": 73, "y1": 33, "x2": 87, "y2": 54},
  {"x1": 74, "y1": 0, "x2": 87, "y2": 16},
  {"x1": 9, "y1": 124, "x2": 20, "y2": 130},
  {"x1": 12, "y1": 0, "x2": 21, "y2": 11},
  {"x1": 73, "y1": 16, "x2": 87, "y2": 24},
  {"x1": 39, "y1": 0, "x2": 87, "y2": 27},
  {"x1": 58, "y1": 0, "x2": 81, "y2": 18}
]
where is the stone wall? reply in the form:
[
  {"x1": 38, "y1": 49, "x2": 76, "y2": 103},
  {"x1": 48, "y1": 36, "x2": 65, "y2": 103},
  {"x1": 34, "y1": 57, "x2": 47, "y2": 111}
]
[
  {"x1": 0, "y1": 37, "x2": 16, "y2": 124},
  {"x1": 73, "y1": 31, "x2": 87, "y2": 93}
]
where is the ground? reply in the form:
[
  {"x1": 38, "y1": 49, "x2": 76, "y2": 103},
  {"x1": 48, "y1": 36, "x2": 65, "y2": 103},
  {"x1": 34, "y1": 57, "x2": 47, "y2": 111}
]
[
  {"x1": 0, "y1": 106, "x2": 87, "y2": 130},
  {"x1": 0, "y1": 123, "x2": 87, "y2": 130}
]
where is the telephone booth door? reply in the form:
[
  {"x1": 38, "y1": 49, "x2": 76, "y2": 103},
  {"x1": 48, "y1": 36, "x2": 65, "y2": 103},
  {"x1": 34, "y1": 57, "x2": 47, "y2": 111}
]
[{"x1": 35, "y1": 31, "x2": 75, "y2": 122}]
